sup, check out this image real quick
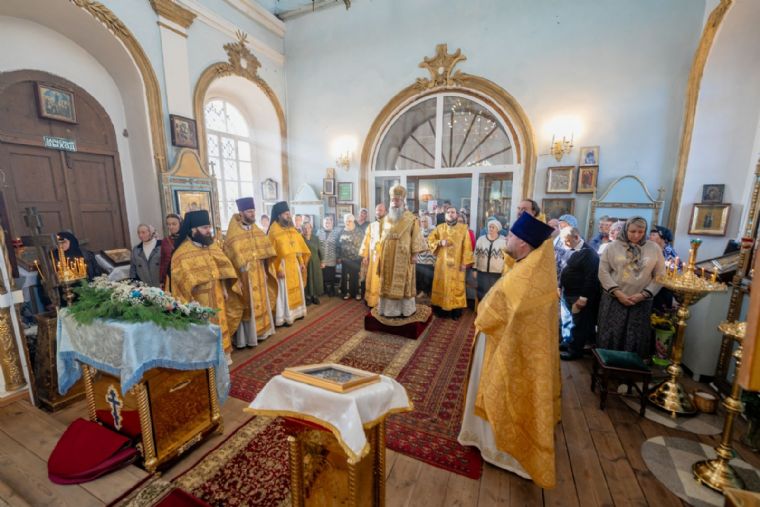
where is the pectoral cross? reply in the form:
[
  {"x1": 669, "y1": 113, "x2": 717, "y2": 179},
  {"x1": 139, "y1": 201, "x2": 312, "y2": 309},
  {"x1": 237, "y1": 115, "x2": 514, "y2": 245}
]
[{"x1": 106, "y1": 385, "x2": 123, "y2": 430}]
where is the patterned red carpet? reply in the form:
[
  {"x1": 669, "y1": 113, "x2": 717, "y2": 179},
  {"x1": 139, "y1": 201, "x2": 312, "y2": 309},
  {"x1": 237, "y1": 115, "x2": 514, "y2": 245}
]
[{"x1": 230, "y1": 299, "x2": 482, "y2": 479}]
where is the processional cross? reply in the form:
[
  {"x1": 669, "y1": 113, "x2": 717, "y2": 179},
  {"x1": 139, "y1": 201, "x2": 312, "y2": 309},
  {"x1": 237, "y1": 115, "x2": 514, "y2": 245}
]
[{"x1": 20, "y1": 207, "x2": 60, "y2": 308}]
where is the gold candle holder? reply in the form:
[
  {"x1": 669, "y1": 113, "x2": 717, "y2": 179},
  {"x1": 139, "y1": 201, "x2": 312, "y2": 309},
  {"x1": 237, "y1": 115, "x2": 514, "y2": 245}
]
[
  {"x1": 648, "y1": 239, "x2": 727, "y2": 416},
  {"x1": 693, "y1": 321, "x2": 746, "y2": 493},
  {"x1": 51, "y1": 236, "x2": 87, "y2": 306}
]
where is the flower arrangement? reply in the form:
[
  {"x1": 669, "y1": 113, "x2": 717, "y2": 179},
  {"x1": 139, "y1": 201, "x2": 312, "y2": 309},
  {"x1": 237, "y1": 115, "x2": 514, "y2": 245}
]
[{"x1": 69, "y1": 276, "x2": 216, "y2": 330}]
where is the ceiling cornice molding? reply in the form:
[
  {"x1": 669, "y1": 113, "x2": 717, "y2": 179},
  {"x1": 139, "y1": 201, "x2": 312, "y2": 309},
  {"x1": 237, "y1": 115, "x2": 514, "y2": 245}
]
[
  {"x1": 149, "y1": 0, "x2": 196, "y2": 29},
  {"x1": 177, "y1": 0, "x2": 284, "y2": 65},
  {"x1": 278, "y1": 0, "x2": 351, "y2": 21},
  {"x1": 224, "y1": 0, "x2": 285, "y2": 37}
]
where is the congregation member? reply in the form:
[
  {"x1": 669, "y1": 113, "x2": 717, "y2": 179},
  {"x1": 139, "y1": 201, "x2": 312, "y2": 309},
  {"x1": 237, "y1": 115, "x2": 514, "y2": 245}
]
[
  {"x1": 301, "y1": 221, "x2": 323, "y2": 305},
  {"x1": 597, "y1": 220, "x2": 623, "y2": 255},
  {"x1": 223, "y1": 197, "x2": 276, "y2": 348},
  {"x1": 473, "y1": 218, "x2": 507, "y2": 300},
  {"x1": 554, "y1": 214, "x2": 578, "y2": 275},
  {"x1": 337, "y1": 213, "x2": 363, "y2": 301},
  {"x1": 547, "y1": 218, "x2": 560, "y2": 238},
  {"x1": 589, "y1": 215, "x2": 614, "y2": 251},
  {"x1": 597, "y1": 216, "x2": 665, "y2": 357},
  {"x1": 316, "y1": 215, "x2": 340, "y2": 296},
  {"x1": 54, "y1": 231, "x2": 103, "y2": 282},
  {"x1": 478, "y1": 216, "x2": 507, "y2": 237},
  {"x1": 457, "y1": 213, "x2": 476, "y2": 250},
  {"x1": 377, "y1": 185, "x2": 424, "y2": 317},
  {"x1": 356, "y1": 207, "x2": 369, "y2": 235},
  {"x1": 649, "y1": 225, "x2": 679, "y2": 263},
  {"x1": 267, "y1": 201, "x2": 311, "y2": 326},
  {"x1": 558, "y1": 227, "x2": 600, "y2": 361},
  {"x1": 159, "y1": 213, "x2": 182, "y2": 288},
  {"x1": 459, "y1": 211, "x2": 559, "y2": 489},
  {"x1": 415, "y1": 214, "x2": 436, "y2": 297},
  {"x1": 293, "y1": 214, "x2": 304, "y2": 233},
  {"x1": 170, "y1": 209, "x2": 242, "y2": 363},
  {"x1": 360, "y1": 203, "x2": 386, "y2": 307},
  {"x1": 429, "y1": 206, "x2": 473, "y2": 319},
  {"x1": 356, "y1": 207, "x2": 370, "y2": 299},
  {"x1": 129, "y1": 224, "x2": 162, "y2": 287},
  {"x1": 516, "y1": 198, "x2": 540, "y2": 218}
]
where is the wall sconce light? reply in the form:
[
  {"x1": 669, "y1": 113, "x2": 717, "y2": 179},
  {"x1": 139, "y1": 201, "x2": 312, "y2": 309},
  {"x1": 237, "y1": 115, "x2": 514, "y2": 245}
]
[
  {"x1": 420, "y1": 193, "x2": 433, "y2": 202},
  {"x1": 332, "y1": 135, "x2": 357, "y2": 172},
  {"x1": 550, "y1": 133, "x2": 574, "y2": 161}
]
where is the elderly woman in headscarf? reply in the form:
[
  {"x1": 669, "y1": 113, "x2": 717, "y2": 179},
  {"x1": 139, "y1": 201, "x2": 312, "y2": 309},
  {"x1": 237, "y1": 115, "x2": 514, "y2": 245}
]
[
  {"x1": 597, "y1": 221, "x2": 623, "y2": 255},
  {"x1": 473, "y1": 218, "x2": 507, "y2": 299},
  {"x1": 54, "y1": 231, "x2": 104, "y2": 282},
  {"x1": 129, "y1": 224, "x2": 162, "y2": 287},
  {"x1": 597, "y1": 216, "x2": 665, "y2": 357}
]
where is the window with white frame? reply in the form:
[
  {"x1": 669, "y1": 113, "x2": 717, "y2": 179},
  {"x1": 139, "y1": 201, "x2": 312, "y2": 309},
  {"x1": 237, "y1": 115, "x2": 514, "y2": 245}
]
[{"x1": 204, "y1": 99, "x2": 255, "y2": 228}]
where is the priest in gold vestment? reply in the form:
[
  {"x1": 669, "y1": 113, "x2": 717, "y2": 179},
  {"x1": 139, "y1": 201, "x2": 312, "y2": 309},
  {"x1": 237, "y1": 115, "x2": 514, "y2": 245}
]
[
  {"x1": 428, "y1": 206, "x2": 473, "y2": 319},
  {"x1": 267, "y1": 201, "x2": 311, "y2": 326},
  {"x1": 377, "y1": 185, "x2": 425, "y2": 317},
  {"x1": 223, "y1": 197, "x2": 276, "y2": 347},
  {"x1": 359, "y1": 202, "x2": 386, "y2": 307},
  {"x1": 170, "y1": 210, "x2": 242, "y2": 361},
  {"x1": 458, "y1": 211, "x2": 560, "y2": 489}
]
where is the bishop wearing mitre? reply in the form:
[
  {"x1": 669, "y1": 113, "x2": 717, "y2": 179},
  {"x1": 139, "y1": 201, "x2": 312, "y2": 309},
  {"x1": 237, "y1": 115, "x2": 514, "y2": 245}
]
[
  {"x1": 223, "y1": 197, "x2": 276, "y2": 347},
  {"x1": 170, "y1": 209, "x2": 243, "y2": 362},
  {"x1": 376, "y1": 185, "x2": 425, "y2": 317}
]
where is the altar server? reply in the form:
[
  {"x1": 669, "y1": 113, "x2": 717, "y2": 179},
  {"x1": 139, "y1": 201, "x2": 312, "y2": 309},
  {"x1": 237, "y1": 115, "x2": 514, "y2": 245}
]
[
  {"x1": 458, "y1": 212, "x2": 560, "y2": 489},
  {"x1": 428, "y1": 206, "x2": 473, "y2": 319},
  {"x1": 267, "y1": 201, "x2": 311, "y2": 326},
  {"x1": 171, "y1": 210, "x2": 242, "y2": 361},
  {"x1": 224, "y1": 197, "x2": 276, "y2": 347}
]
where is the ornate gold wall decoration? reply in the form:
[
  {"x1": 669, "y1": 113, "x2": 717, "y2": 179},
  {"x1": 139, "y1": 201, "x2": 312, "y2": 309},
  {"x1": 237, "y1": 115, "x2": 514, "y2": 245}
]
[
  {"x1": 193, "y1": 32, "x2": 290, "y2": 197},
  {"x1": 149, "y1": 0, "x2": 196, "y2": 29},
  {"x1": 69, "y1": 0, "x2": 168, "y2": 181},
  {"x1": 415, "y1": 43, "x2": 467, "y2": 91},
  {"x1": 667, "y1": 0, "x2": 733, "y2": 230},
  {"x1": 360, "y1": 44, "x2": 537, "y2": 207}
]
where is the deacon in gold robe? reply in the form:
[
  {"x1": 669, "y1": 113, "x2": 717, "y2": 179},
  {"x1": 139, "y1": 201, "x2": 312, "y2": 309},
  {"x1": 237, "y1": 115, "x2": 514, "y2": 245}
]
[
  {"x1": 458, "y1": 211, "x2": 560, "y2": 489},
  {"x1": 376, "y1": 185, "x2": 425, "y2": 317},
  {"x1": 267, "y1": 201, "x2": 311, "y2": 326},
  {"x1": 223, "y1": 197, "x2": 277, "y2": 348},
  {"x1": 428, "y1": 206, "x2": 473, "y2": 319},
  {"x1": 170, "y1": 210, "x2": 242, "y2": 362},
  {"x1": 359, "y1": 202, "x2": 386, "y2": 307}
]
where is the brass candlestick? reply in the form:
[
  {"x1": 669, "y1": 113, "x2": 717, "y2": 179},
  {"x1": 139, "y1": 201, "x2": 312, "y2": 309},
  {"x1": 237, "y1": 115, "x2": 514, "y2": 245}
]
[
  {"x1": 51, "y1": 236, "x2": 87, "y2": 306},
  {"x1": 648, "y1": 239, "x2": 727, "y2": 416},
  {"x1": 693, "y1": 321, "x2": 746, "y2": 493}
]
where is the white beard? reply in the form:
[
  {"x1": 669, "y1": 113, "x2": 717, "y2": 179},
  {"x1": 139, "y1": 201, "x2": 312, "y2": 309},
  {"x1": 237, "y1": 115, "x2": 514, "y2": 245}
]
[{"x1": 387, "y1": 206, "x2": 404, "y2": 224}]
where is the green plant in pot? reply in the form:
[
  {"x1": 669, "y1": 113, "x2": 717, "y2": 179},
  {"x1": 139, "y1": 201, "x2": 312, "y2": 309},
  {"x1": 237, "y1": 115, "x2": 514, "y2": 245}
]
[{"x1": 651, "y1": 312, "x2": 675, "y2": 367}]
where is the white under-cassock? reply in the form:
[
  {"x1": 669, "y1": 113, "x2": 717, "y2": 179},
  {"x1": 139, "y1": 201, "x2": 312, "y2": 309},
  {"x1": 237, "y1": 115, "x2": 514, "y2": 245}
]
[
  {"x1": 377, "y1": 296, "x2": 416, "y2": 317},
  {"x1": 273, "y1": 260, "x2": 307, "y2": 326},
  {"x1": 457, "y1": 332, "x2": 532, "y2": 480}
]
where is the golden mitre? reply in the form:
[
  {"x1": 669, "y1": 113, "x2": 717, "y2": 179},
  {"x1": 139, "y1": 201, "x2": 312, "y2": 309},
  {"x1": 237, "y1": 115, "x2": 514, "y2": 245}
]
[{"x1": 389, "y1": 184, "x2": 407, "y2": 199}]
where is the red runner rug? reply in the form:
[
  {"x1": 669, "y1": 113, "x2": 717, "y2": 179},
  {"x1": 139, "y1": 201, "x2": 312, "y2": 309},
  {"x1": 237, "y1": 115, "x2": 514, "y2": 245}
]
[{"x1": 230, "y1": 299, "x2": 482, "y2": 479}]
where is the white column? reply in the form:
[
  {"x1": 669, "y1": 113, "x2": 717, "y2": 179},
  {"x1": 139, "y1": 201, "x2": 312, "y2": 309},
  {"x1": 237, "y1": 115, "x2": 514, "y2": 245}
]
[{"x1": 157, "y1": 17, "x2": 193, "y2": 117}]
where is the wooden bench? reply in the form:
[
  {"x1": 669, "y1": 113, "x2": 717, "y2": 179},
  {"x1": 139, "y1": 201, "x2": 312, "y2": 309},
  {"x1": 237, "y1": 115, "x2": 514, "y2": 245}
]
[{"x1": 591, "y1": 348, "x2": 652, "y2": 416}]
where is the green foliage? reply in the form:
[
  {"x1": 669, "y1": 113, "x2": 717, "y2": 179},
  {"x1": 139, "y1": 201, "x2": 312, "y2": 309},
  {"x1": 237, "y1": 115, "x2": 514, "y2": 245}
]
[{"x1": 68, "y1": 283, "x2": 210, "y2": 330}]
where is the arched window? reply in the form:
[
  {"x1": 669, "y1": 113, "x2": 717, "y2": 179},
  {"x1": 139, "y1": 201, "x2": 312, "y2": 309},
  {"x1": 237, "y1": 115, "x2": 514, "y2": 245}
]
[
  {"x1": 204, "y1": 99, "x2": 254, "y2": 228},
  {"x1": 372, "y1": 93, "x2": 519, "y2": 231}
]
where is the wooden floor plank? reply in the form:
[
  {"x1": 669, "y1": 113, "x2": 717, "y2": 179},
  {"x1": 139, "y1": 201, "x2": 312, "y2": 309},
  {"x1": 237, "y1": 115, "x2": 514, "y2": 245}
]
[
  {"x1": 0, "y1": 428, "x2": 101, "y2": 506},
  {"x1": 508, "y1": 474, "x2": 542, "y2": 507},
  {"x1": 384, "y1": 453, "x2": 423, "y2": 507},
  {"x1": 560, "y1": 362, "x2": 615, "y2": 507},
  {"x1": 477, "y1": 464, "x2": 509, "y2": 507},
  {"x1": 543, "y1": 424, "x2": 579, "y2": 507},
  {"x1": 442, "y1": 472, "x2": 480, "y2": 507},
  {"x1": 408, "y1": 464, "x2": 451, "y2": 507}
]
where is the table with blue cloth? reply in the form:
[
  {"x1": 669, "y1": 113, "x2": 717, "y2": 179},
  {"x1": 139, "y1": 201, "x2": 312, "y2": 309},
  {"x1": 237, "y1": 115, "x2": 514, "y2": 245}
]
[{"x1": 56, "y1": 308, "x2": 229, "y2": 472}]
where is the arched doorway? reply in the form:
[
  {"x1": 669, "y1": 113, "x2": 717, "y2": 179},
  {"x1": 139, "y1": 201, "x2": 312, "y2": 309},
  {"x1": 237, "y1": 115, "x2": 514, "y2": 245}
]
[
  {"x1": 0, "y1": 70, "x2": 129, "y2": 249},
  {"x1": 368, "y1": 90, "x2": 525, "y2": 232}
]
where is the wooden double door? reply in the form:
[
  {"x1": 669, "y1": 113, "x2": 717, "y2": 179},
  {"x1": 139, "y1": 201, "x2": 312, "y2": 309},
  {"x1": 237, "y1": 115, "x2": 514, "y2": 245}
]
[{"x1": 0, "y1": 70, "x2": 129, "y2": 250}]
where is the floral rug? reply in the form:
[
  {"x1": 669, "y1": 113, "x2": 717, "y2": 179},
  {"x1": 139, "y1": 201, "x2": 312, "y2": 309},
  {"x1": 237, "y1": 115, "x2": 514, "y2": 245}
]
[{"x1": 230, "y1": 299, "x2": 482, "y2": 479}]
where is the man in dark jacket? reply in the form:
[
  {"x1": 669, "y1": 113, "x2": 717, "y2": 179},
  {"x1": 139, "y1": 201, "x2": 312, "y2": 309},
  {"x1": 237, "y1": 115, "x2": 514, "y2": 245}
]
[{"x1": 559, "y1": 227, "x2": 600, "y2": 360}]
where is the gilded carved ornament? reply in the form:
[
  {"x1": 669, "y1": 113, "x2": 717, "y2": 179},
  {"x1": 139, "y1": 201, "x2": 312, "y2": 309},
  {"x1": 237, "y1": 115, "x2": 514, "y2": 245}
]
[
  {"x1": 221, "y1": 31, "x2": 263, "y2": 82},
  {"x1": 149, "y1": 0, "x2": 196, "y2": 29},
  {"x1": 414, "y1": 44, "x2": 467, "y2": 91}
]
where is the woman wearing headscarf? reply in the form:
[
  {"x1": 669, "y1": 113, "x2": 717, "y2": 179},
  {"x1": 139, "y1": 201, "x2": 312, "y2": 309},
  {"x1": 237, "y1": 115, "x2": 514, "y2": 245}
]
[
  {"x1": 649, "y1": 225, "x2": 678, "y2": 312},
  {"x1": 53, "y1": 231, "x2": 104, "y2": 282},
  {"x1": 129, "y1": 224, "x2": 162, "y2": 287},
  {"x1": 473, "y1": 218, "x2": 507, "y2": 300},
  {"x1": 301, "y1": 221, "x2": 324, "y2": 305},
  {"x1": 597, "y1": 217, "x2": 665, "y2": 357}
]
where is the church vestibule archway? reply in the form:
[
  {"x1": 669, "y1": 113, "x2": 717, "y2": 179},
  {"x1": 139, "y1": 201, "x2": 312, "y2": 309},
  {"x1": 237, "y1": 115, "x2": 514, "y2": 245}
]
[{"x1": 0, "y1": 70, "x2": 129, "y2": 249}]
